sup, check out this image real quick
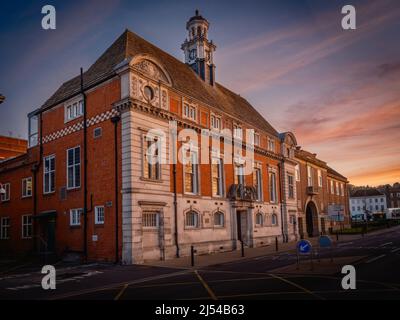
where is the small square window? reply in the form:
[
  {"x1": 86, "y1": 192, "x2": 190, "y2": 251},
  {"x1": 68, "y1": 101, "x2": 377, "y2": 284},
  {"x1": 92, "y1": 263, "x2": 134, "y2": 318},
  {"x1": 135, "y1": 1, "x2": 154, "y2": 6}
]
[{"x1": 93, "y1": 127, "x2": 102, "y2": 138}]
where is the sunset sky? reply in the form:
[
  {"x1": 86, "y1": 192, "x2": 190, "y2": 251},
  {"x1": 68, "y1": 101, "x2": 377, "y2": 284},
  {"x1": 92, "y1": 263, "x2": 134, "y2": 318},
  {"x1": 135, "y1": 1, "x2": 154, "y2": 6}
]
[{"x1": 0, "y1": 0, "x2": 399, "y2": 186}]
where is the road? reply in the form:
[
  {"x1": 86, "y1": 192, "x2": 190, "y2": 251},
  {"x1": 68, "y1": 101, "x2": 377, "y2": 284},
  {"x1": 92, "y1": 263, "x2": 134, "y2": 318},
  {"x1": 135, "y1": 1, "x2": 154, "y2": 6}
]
[{"x1": 1, "y1": 226, "x2": 400, "y2": 300}]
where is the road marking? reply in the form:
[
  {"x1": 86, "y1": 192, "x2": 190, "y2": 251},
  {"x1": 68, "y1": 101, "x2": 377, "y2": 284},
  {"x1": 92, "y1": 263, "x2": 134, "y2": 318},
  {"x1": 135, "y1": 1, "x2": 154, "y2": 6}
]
[
  {"x1": 366, "y1": 254, "x2": 386, "y2": 264},
  {"x1": 269, "y1": 273, "x2": 324, "y2": 300},
  {"x1": 380, "y1": 242, "x2": 393, "y2": 247},
  {"x1": 391, "y1": 248, "x2": 400, "y2": 253},
  {"x1": 194, "y1": 270, "x2": 217, "y2": 300},
  {"x1": 114, "y1": 284, "x2": 128, "y2": 300},
  {"x1": 49, "y1": 269, "x2": 190, "y2": 300}
]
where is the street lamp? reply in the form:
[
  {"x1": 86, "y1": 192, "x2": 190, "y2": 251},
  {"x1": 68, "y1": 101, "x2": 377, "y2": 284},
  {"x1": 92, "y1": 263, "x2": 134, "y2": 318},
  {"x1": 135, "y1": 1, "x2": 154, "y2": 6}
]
[{"x1": 0, "y1": 94, "x2": 5, "y2": 104}]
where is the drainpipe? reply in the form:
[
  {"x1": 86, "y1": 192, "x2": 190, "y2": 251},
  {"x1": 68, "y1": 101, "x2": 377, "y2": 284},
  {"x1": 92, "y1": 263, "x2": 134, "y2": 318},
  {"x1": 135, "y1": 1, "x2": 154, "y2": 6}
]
[
  {"x1": 111, "y1": 115, "x2": 121, "y2": 263},
  {"x1": 32, "y1": 112, "x2": 43, "y2": 253},
  {"x1": 278, "y1": 161, "x2": 287, "y2": 242},
  {"x1": 80, "y1": 68, "x2": 88, "y2": 260},
  {"x1": 173, "y1": 163, "x2": 179, "y2": 258}
]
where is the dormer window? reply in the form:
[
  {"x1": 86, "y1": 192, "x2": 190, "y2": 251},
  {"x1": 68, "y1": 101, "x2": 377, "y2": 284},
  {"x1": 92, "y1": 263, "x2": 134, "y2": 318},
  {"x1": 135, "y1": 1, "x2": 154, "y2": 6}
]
[
  {"x1": 183, "y1": 102, "x2": 197, "y2": 122},
  {"x1": 254, "y1": 132, "x2": 260, "y2": 146},
  {"x1": 65, "y1": 99, "x2": 83, "y2": 122},
  {"x1": 268, "y1": 138, "x2": 275, "y2": 152},
  {"x1": 233, "y1": 124, "x2": 242, "y2": 139},
  {"x1": 210, "y1": 114, "x2": 221, "y2": 130}
]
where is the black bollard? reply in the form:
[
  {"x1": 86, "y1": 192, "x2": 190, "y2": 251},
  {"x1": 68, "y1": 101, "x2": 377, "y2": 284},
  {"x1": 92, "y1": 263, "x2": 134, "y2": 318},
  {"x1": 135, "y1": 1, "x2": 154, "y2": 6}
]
[
  {"x1": 241, "y1": 240, "x2": 245, "y2": 257},
  {"x1": 191, "y1": 245, "x2": 195, "y2": 267},
  {"x1": 275, "y1": 237, "x2": 278, "y2": 252},
  {"x1": 336, "y1": 232, "x2": 339, "y2": 241}
]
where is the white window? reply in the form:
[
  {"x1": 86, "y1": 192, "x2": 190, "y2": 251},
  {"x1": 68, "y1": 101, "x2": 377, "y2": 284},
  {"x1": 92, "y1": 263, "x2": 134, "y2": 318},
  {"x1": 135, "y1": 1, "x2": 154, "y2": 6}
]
[
  {"x1": 70, "y1": 209, "x2": 82, "y2": 226},
  {"x1": 269, "y1": 171, "x2": 277, "y2": 203},
  {"x1": 0, "y1": 183, "x2": 10, "y2": 202},
  {"x1": 143, "y1": 212, "x2": 160, "y2": 228},
  {"x1": 185, "y1": 211, "x2": 200, "y2": 228},
  {"x1": 295, "y1": 165, "x2": 300, "y2": 182},
  {"x1": 211, "y1": 158, "x2": 224, "y2": 197},
  {"x1": 65, "y1": 100, "x2": 84, "y2": 122},
  {"x1": 336, "y1": 182, "x2": 340, "y2": 195},
  {"x1": 330, "y1": 180, "x2": 334, "y2": 194},
  {"x1": 318, "y1": 170, "x2": 322, "y2": 187},
  {"x1": 183, "y1": 103, "x2": 196, "y2": 121},
  {"x1": 234, "y1": 164, "x2": 245, "y2": 185},
  {"x1": 307, "y1": 166, "x2": 313, "y2": 186},
  {"x1": 214, "y1": 212, "x2": 224, "y2": 227},
  {"x1": 67, "y1": 146, "x2": 81, "y2": 189},
  {"x1": 22, "y1": 215, "x2": 32, "y2": 239},
  {"x1": 95, "y1": 206, "x2": 105, "y2": 225},
  {"x1": 44, "y1": 155, "x2": 55, "y2": 194},
  {"x1": 255, "y1": 213, "x2": 263, "y2": 226},
  {"x1": 271, "y1": 213, "x2": 278, "y2": 226},
  {"x1": 267, "y1": 138, "x2": 275, "y2": 152},
  {"x1": 184, "y1": 150, "x2": 199, "y2": 194},
  {"x1": 253, "y1": 167, "x2": 262, "y2": 201},
  {"x1": 288, "y1": 174, "x2": 294, "y2": 199},
  {"x1": 143, "y1": 136, "x2": 161, "y2": 180},
  {"x1": 253, "y1": 133, "x2": 260, "y2": 146},
  {"x1": 28, "y1": 114, "x2": 38, "y2": 147},
  {"x1": 0, "y1": 217, "x2": 10, "y2": 240},
  {"x1": 210, "y1": 114, "x2": 221, "y2": 130},
  {"x1": 22, "y1": 177, "x2": 32, "y2": 198},
  {"x1": 233, "y1": 124, "x2": 242, "y2": 139}
]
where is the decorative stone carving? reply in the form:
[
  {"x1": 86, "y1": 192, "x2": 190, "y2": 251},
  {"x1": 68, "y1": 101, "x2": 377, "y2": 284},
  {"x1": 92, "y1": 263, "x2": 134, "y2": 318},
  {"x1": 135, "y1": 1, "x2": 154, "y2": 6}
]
[{"x1": 133, "y1": 59, "x2": 168, "y2": 83}]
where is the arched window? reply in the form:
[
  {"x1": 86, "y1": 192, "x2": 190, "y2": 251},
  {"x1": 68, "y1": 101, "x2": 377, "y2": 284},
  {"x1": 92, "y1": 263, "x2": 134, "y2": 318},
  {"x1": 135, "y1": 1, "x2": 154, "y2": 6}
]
[
  {"x1": 271, "y1": 214, "x2": 278, "y2": 226},
  {"x1": 214, "y1": 211, "x2": 224, "y2": 227},
  {"x1": 185, "y1": 211, "x2": 200, "y2": 228},
  {"x1": 255, "y1": 212, "x2": 263, "y2": 226}
]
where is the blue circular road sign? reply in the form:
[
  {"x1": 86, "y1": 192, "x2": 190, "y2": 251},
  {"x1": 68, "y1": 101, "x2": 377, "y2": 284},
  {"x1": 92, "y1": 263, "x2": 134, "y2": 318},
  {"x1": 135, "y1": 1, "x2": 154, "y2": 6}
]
[
  {"x1": 297, "y1": 239, "x2": 312, "y2": 254},
  {"x1": 319, "y1": 235, "x2": 332, "y2": 248}
]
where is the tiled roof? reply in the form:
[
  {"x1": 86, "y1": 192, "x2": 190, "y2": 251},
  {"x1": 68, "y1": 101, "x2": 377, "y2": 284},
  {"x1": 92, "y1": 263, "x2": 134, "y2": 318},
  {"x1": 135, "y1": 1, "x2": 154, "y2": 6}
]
[
  {"x1": 350, "y1": 188, "x2": 384, "y2": 198},
  {"x1": 327, "y1": 165, "x2": 348, "y2": 181},
  {"x1": 40, "y1": 29, "x2": 279, "y2": 137}
]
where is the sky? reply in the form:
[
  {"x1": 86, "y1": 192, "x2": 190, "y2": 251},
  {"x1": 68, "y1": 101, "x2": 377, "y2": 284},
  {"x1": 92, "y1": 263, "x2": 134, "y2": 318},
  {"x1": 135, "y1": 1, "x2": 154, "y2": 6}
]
[{"x1": 0, "y1": 0, "x2": 399, "y2": 186}]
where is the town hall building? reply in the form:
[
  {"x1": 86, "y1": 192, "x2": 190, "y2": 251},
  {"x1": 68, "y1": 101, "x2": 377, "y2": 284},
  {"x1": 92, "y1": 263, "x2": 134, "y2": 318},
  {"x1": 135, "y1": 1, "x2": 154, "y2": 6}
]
[{"x1": 0, "y1": 12, "x2": 349, "y2": 263}]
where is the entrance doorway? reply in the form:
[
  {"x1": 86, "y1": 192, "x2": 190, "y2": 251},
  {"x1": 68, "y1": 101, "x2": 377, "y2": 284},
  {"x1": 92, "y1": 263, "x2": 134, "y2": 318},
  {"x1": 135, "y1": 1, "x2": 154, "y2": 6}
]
[
  {"x1": 305, "y1": 201, "x2": 318, "y2": 237},
  {"x1": 236, "y1": 210, "x2": 248, "y2": 244},
  {"x1": 36, "y1": 211, "x2": 56, "y2": 253}
]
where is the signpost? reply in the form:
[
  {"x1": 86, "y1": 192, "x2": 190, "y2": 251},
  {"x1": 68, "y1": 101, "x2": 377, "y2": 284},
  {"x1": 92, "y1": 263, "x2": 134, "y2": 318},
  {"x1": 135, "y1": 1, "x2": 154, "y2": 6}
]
[
  {"x1": 318, "y1": 235, "x2": 333, "y2": 262},
  {"x1": 296, "y1": 240, "x2": 313, "y2": 270}
]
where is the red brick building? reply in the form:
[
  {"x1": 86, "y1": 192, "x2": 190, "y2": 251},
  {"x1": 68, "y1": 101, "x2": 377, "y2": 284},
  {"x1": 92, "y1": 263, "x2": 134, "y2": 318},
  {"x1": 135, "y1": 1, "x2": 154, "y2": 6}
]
[
  {"x1": 0, "y1": 136, "x2": 27, "y2": 161},
  {"x1": 0, "y1": 12, "x2": 350, "y2": 263}
]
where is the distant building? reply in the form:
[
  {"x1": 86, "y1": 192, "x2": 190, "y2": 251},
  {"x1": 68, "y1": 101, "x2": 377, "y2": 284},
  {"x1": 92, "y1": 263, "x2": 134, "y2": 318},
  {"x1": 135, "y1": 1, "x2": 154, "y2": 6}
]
[
  {"x1": 349, "y1": 188, "x2": 387, "y2": 221},
  {"x1": 379, "y1": 183, "x2": 400, "y2": 209},
  {"x1": 0, "y1": 136, "x2": 27, "y2": 161}
]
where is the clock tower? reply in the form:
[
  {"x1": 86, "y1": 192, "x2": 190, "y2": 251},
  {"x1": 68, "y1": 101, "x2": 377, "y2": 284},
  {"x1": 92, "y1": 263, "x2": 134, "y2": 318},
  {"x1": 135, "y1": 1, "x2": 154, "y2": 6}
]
[{"x1": 181, "y1": 10, "x2": 216, "y2": 86}]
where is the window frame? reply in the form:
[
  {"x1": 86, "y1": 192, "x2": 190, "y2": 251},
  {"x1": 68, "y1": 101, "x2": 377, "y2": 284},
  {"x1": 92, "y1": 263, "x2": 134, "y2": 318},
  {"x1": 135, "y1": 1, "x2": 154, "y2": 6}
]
[
  {"x1": 142, "y1": 135, "x2": 162, "y2": 181},
  {"x1": 317, "y1": 169, "x2": 322, "y2": 187},
  {"x1": 142, "y1": 211, "x2": 160, "y2": 229},
  {"x1": 94, "y1": 206, "x2": 105, "y2": 225},
  {"x1": 183, "y1": 149, "x2": 200, "y2": 195},
  {"x1": 65, "y1": 99, "x2": 84, "y2": 122},
  {"x1": 253, "y1": 166, "x2": 263, "y2": 201},
  {"x1": 211, "y1": 157, "x2": 224, "y2": 197},
  {"x1": 0, "y1": 183, "x2": 10, "y2": 202},
  {"x1": 43, "y1": 154, "x2": 56, "y2": 194},
  {"x1": 0, "y1": 217, "x2": 10, "y2": 240},
  {"x1": 255, "y1": 212, "x2": 263, "y2": 226},
  {"x1": 213, "y1": 211, "x2": 225, "y2": 227},
  {"x1": 288, "y1": 173, "x2": 295, "y2": 199},
  {"x1": 67, "y1": 146, "x2": 81, "y2": 190},
  {"x1": 271, "y1": 213, "x2": 278, "y2": 226},
  {"x1": 21, "y1": 215, "x2": 32, "y2": 239},
  {"x1": 22, "y1": 177, "x2": 33, "y2": 198},
  {"x1": 70, "y1": 208, "x2": 83, "y2": 226},
  {"x1": 185, "y1": 211, "x2": 200, "y2": 229},
  {"x1": 269, "y1": 171, "x2": 277, "y2": 203}
]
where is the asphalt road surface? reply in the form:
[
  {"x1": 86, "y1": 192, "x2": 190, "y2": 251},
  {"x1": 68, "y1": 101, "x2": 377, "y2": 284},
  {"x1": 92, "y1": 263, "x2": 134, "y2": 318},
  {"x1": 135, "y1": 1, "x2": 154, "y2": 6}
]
[{"x1": 1, "y1": 227, "x2": 400, "y2": 300}]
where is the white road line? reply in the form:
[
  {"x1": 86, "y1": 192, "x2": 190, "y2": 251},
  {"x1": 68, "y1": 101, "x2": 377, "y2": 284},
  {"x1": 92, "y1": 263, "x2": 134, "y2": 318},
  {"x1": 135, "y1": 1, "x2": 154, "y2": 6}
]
[
  {"x1": 391, "y1": 248, "x2": 400, "y2": 253},
  {"x1": 380, "y1": 242, "x2": 393, "y2": 247},
  {"x1": 366, "y1": 254, "x2": 386, "y2": 264}
]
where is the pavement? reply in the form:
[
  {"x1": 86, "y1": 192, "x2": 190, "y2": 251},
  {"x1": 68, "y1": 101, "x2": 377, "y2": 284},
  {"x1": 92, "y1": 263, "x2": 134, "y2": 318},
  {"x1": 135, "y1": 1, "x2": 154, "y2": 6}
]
[{"x1": 0, "y1": 225, "x2": 400, "y2": 300}]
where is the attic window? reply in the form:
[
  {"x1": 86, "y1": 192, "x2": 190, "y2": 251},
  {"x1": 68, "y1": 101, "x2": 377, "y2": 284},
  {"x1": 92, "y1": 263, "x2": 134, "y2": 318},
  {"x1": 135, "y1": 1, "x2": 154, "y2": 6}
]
[
  {"x1": 65, "y1": 100, "x2": 83, "y2": 122},
  {"x1": 210, "y1": 114, "x2": 221, "y2": 130},
  {"x1": 183, "y1": 103, "x2": 197, "y2": 122}
]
